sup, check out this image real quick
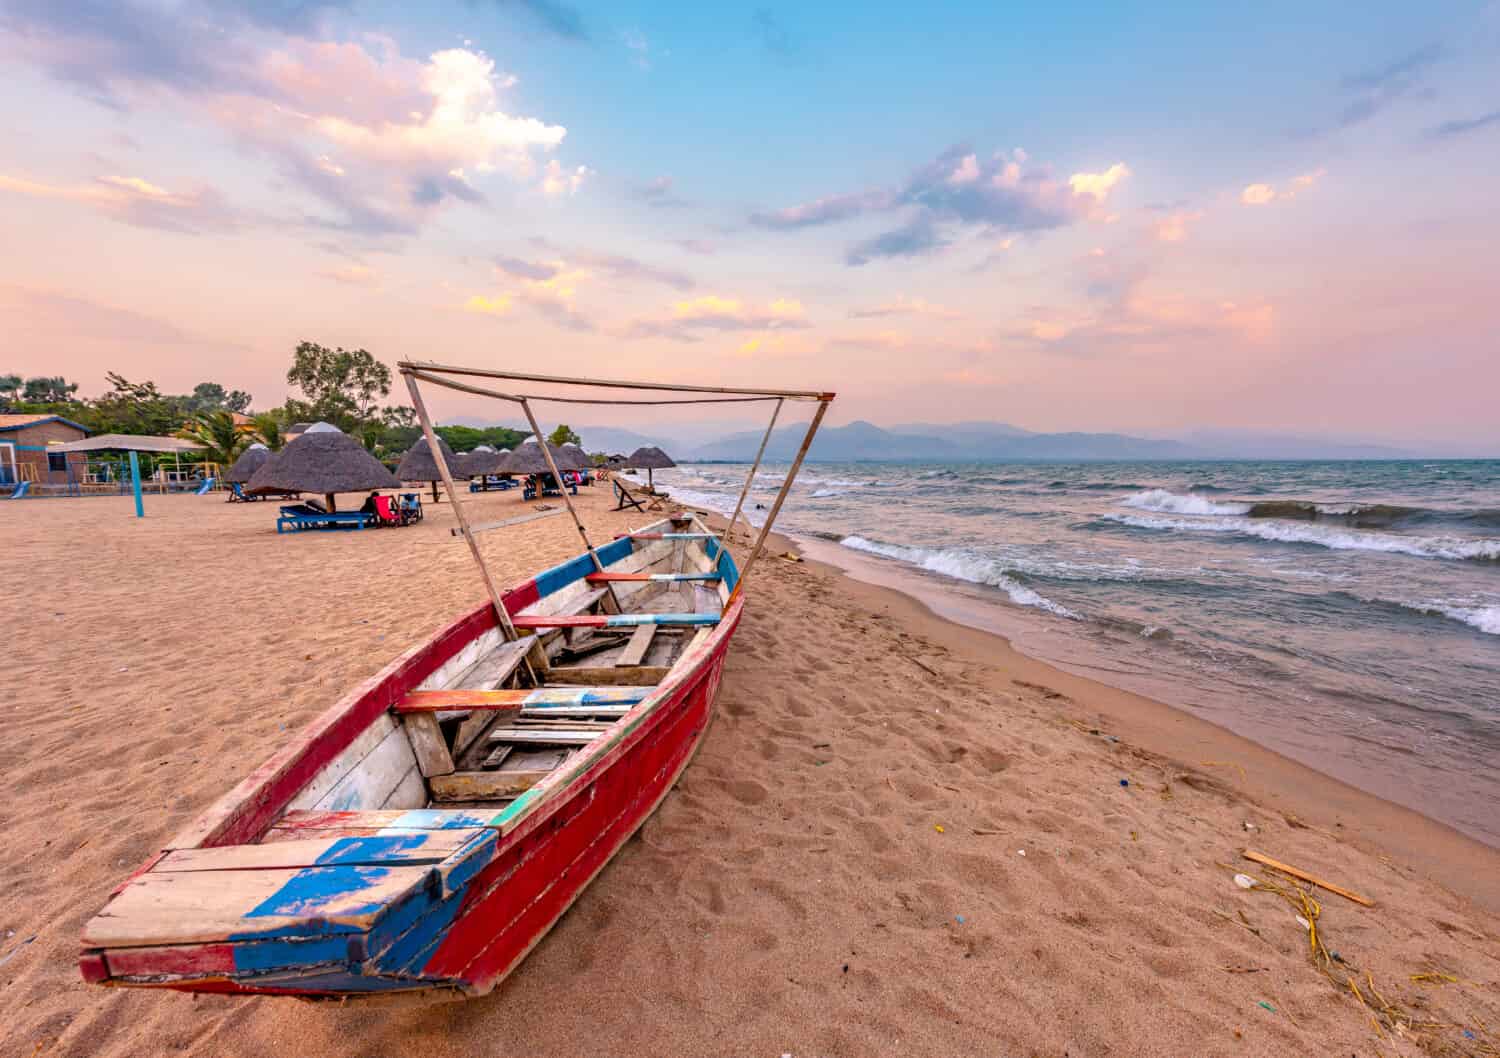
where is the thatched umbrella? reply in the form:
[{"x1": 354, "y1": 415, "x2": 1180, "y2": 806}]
[
  {"x1": 560, "y1": 442, "x2": 590, "y2": 471},
  {"x1": 498, "y1": 438, "x2": 573, "y2": 481},
  {"x1": 627, "y1": 445, "x2": 677, "y2": 490},
  {"x1": 225, "y1": 442, "x2": 271, "y2": 484},
  {"x1": 396, "y1": 434, "x2": 461, "y2": 501},
  {"x1": 462, "y1": 445, "x2": 510, "y2": 478},
  {"x1": 247, "y1": 422, "x2": 398, "y2": 511}
]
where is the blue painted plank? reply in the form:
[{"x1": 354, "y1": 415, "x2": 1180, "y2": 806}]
[{"x1": 602, "y1": 613, "x2": 720, "y2": 627}]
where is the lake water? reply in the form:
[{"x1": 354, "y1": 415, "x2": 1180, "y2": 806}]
[{"x1": 639, "y1": 460, "x2": 1500, "y2": 847}]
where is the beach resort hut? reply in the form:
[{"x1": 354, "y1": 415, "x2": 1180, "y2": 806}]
[
  {"x1": 246, "y1": 422, "x2": 397, "y2": 511},
  {"x1": 559, "y1": 442, "x2": 591, "y2": 471},
  {"x1": 497, "y1": 437, "x2": 574, "y2": 480},
  {"x1": 395, "y1": 434, "x2": 460, "y2": 501},
  {"x1": 225, "y1": 442, "x2": 271, "y2": 483},
  {"x1": 626, "y1": 445, "x2": 677, "y2": 491},
  {"x1": 457, "y1": 444, "x2": 495, "y2": 477},
  {"x1": 0, "y1": 414, "x2": 91, "y2": 492}
]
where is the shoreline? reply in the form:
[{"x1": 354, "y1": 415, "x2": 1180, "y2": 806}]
[
  {"x1": 765, "y1": 525, "x2": 1500, "y2": 914},
  {"x1": 6, "y1": 489, "x2": 1500, "y2": 1056}
]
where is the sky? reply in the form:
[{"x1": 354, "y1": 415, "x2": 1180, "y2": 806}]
[{"x1": 2, "y1": 0, "x2": 1498, "y2": 449}]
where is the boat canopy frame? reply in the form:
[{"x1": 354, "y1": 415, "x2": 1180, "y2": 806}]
[{"x1": 398, "y1": 360, "x2": 833, "y2": 643}]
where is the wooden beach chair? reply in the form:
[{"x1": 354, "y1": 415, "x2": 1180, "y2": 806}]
[{"x1": 613, "y1": 479, "x2": 646, "y2": 512}]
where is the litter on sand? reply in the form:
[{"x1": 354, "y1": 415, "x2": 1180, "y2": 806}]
[{"x1": 1234, "y1": 873, "x2": 1258, "y2": 890}]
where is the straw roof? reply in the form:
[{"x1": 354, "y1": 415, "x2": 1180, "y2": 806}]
[
  {"x1": 626, "y1": 445, "x2": 677, "y2": 470},
  {"x1": 559, "y1": 442, "x2": 590, "y2": 470},
  {"x1": 497, "y1": 438, "x2": 575, "y2": 475},
  {"x1": 247, "y1": 423, "x2": 398, "y2": 495},
  {"x1": 225, "y1": 442, "x2": 271, "y2": 483},
  {"x1": 460, "y1": 444, "x2": 510, "y2": 477},
  {"x1": 395, "y1": 434, "x2": 460, "y2": 483}
]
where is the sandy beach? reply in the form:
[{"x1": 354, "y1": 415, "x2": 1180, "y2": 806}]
[{"x1": 3, "y1": 485, "x2": 1499, "y2": 1057}]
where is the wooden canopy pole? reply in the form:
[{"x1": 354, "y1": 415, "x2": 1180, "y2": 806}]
[
  {"x1": 721, "y1": 396, "x2": 782, "y2": 551},
  {"x1": 400, "y1": 361, "x2": 829, "y2": 401},
  {"x1": 404, "y1": 373, "x2": 539, "y2": 685},
  {"x1": 516, "y1": 398, "x2": 623, "y2": 613},
  {"x1": 730, "y1": 398, "x2": 831, "y2": 603}
]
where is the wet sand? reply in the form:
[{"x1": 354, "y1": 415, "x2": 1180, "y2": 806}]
[{"x1": 2, "y1": 486, "x2": 1498, "y2": 1057}]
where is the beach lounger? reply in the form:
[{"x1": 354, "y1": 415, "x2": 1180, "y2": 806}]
[
  {"x1": 5, "y1": 481, "x2": 30, "y2": 499},
  {"x1": 276, "y1": 505, "x2": 372, "y2": 533},
  {"x1": 194, "y1": 478, "x2": 216, "y2": 496},
  {"x1": 613, "y1": 479, "x2": 647, "y2": 512}
]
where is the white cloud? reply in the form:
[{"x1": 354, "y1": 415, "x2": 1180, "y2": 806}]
[
  {"x1": 1068, "y1": 163, "x2": 1130, "y2": 201},
  {"x1": 1241, "y1": 169, "x2": 1325, "y2": 206},
  {"x1": 541, "y1": 159, "x2": 591, "y2": 196}
]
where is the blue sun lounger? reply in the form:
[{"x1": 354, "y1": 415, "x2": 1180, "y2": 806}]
[{"x1": 276, "y1": 505, "x2": 372, "y2": 533}]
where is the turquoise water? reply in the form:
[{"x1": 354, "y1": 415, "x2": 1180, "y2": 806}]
[{"x1": 643, "y1": 460, "x2": 1500, "y2": 846}]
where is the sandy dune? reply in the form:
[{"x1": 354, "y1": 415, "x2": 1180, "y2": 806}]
[{"x1": 2, "y1": 485, "x2": 1498, "y2": 1057}]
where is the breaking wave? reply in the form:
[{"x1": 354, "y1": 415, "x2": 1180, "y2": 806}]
[
  {"x1": 839, "y1": 536, "x2": 1081, "y2": 618},
  {"x1": 1121, "y1": 491, "x2": 1500, "y2": 529},
  {"x1": 1395, "y1": 600, "x2": 1500, "y2": 636},
  {"x1": 1121, "y1": 489, "x2": 1252, "y2": 516},
  {"x1": 1104, "y1": 513, "x2": 1500, "y2": 563}
]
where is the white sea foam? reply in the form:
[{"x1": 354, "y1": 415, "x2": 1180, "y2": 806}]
[
  {"x1": 1397, "y1": 601, "x2": 1500, "y2": 636},
  {"x1": 839, "y1": 536, "x2": 1081, "y2": 618},
  {"x1": 1106, "y1": 513, "x2": 1500, "y2": 562},
  {"x1": 1120, "y1": 489, "x2": 1251, "y2": 516}
]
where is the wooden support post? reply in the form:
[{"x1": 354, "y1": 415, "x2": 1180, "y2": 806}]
[
  {"x1": 516, "y1": 398, "x2": 623, "y2": 614},
  {"x1": 720, "y1": 396, "x2": 782, "y2": 556},
  {"x1": 404, "y1": 372, "x2": 540, "y2": 686},
  {"x1": 731, "y1": 398, "x2": 831, "y2": 602}
]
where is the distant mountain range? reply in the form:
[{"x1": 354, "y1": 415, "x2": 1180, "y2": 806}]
[
  {"x1": 444, "y1": 415, "x2": 1475, "y2": 462},
  {"x1": 690, "y1": 420, "x2": 1193, "y2": 461}
]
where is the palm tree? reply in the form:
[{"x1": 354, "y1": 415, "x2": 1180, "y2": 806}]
[
  {"x1": 252, "y1": 412, "x2": 286, "y2": 452},
  {"x1": 179, "y1": 410, "x2": 249, "y2": 473}
]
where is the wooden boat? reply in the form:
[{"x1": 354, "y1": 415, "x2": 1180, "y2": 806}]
[
  {"x1": 80, "y1": 513, "x2": 743, "y2": 998},
  {"x1": 81, "y1": 364, "x2": 833, "y2": 1001}
]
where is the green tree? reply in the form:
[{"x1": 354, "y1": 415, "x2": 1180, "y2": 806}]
[
  {"x1": 0, "y1": 374, "x2": 21, "y2": 408},
  {"x1": 251, "y1": 412, "x2": 287, "y2": 452},
  {"x1": 189, "y1": 382, "x2": 252, "y2": 413},
  {"x1": 285, "y1": 342, "x2": 391, "y2": 435},
  {"x1": 178, "y1": 410, "x2": 250, "y2": 469},
  {"x1": 22, "y1": 376, "x2": 79, "y2": 403},
  {"x1": 91, "y1": 373, "x2": 183, "y2": 434},
  {"x1": 547, "y1": 423, "x2": 581, "y2": 447}
]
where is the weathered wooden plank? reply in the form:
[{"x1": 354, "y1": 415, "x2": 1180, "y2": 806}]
[
  {"x1": 272, "y1": 808, "x2": 495, "y2": 832},
  {"x1": 693, "y1": 582, "x2": 721, "y2": 615},
  {"x1": 512, "y1": 612, "x2": 719, "y2": 630},
  {"x1": 616, "y1": 623, "x2": 657, "y2": 667},
  {"x1": 540, "y1": 666, "x2": 670, "y2": 687},
  {"x1": 398, "y1": 690, "x2": 527, "y2": 713},
  {"x1": 451, "y1": 638, "x2": 534, "y2": 691},
  {"x1": 310, "y1": 726, "x2": 421, "y2": 813},
  {"x1": 83, "y1": 863, "x2": 431, "y2": 947},
  {"x1": 413, "y1": 626, "x2": 505, "y2": 692},
  {"x1": 402, "y1": 713, "x2": 455, "y2": 777},
  {"x1": 379, "y1": 765, "x2": 426, "y2": 810},
  {"x1": 488, "y1": 728, "x2": 603, "y2": 746},
  {"x1": 285, "y1": 715, "x2": 400, "y2": 813},
  {"x1": 428, "y1": 770, "x2": 552, "y2": 802},
  {"x1": 403, "y1": 686, "x2": 652, "y2": 711},
  {"x1": 156, "y1": 831, "x2": 480, "y2": 873},
  {"x1": 521, "y1": 703, "x2": 632, "y2": 718},
  {"x1": 586, "y1": 572, "x2": 721, "y2": 583},
  {"x1": 450, "y1": 507, "x2": 563, "y2": 537},
  {"x1": 482, "y1": 744, "x2": 513, "y2": 769}
]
